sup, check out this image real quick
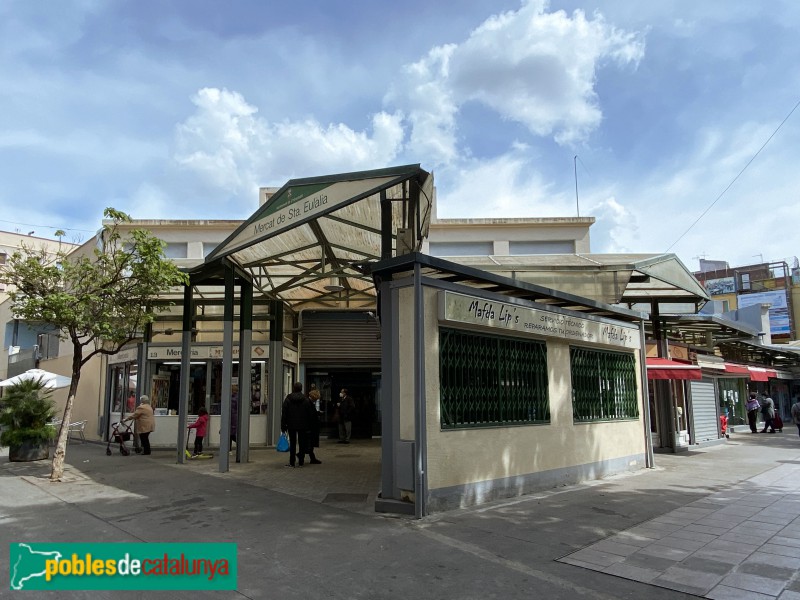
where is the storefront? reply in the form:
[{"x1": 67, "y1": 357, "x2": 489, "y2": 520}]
[
  {"x1": 644, "y1": 356, "x2": 703, "y2": 448},
  {"x1": 106, "y1": 343, "x2": 298, "y2": 448}
]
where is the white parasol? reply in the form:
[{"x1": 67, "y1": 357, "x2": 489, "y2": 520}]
[{"x1": 0, "y1": 368, "x2": 72, "y2": 389}]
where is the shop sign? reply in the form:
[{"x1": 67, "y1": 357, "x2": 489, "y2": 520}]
[
  {"x1": 147, "y1": 346, "x2": 209, "y2": 360},
  {"x1": 147, "y1": 345, "x2": 272, "y2": 360},
  {"x1": 109, "y1": 347, "x2": 139, "y2": 365},
  {"x1": 439, "y1": 291, "x2": 641, "y2": 349}
]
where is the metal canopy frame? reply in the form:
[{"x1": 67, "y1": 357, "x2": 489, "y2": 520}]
[
  {"x1": 365, "y1": 252, "x2": 646, "y2": 322},
  {"x1": 201, "y1": 164, "x2": 434, "y2": 311},
  {"x1": 643, "y1": 313, "x2": 761, "y2": 347},
  {"x1": 718, "y1": 339, "x2": 800, "y2": 370},
  {"x1": 445, "y1": 252, "x2": 710, "y2": 309}
]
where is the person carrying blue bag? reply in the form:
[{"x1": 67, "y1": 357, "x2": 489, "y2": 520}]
[
  {"x1": 280, "y1": 382, "x2": 317, "y2": 468},
  {"x1": 276, "y1": 431, "x2": 289, "y2": 452}
]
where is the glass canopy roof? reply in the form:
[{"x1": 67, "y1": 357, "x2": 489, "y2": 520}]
[{"x1": 203, "y1": 164, "x2": 433, "y2": 310}]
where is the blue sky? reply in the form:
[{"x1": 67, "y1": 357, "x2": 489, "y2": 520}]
[{"x1": 2, "y1": 0, "x2": 799, "y2": 271}]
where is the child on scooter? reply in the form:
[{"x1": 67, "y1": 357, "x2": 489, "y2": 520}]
[{"x1": 188, "y1": 408, "x2": 209, "y2": 455}]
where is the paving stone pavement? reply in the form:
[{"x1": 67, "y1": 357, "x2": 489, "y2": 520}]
[
  {"x1": 3, "y1": 428, "x2": 800, "y2": 599},
  {"x1": 559, "y1": 456, "x2": 800, "y2": 599}
]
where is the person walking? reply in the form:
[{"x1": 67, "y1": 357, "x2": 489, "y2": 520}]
[
  {"x1": 791, "y1": 397, "x2": 800, "y2": 438},
  {"x1": 307, "y1": 385, "x2": 322, "y2": 464},
  {"x1": 280, "y1": 382, "x2": 317, "y2": 468},
  {"x1": 336, "y1": 388, "x2": 355, "y2": 444},
  {"x1": 760, "y1": 393, "x2": 776, "y2": 434},
  {"x1": 122, "y1": 395, "x2": 155, "y2": 455},
  {"x1": 746, "y1": 392, "x2": 760, "y2": 433},
  {"x1": 187, "y1": 407, "x2": 209, "y2": 456}
]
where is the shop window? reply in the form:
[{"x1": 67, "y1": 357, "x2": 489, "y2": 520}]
[
  {"x1": 570, "y1": 346, "x2": 639, "y2": 422},
  {"x1": 439, "y1": 328, "x2": 549, "y2": 429}
]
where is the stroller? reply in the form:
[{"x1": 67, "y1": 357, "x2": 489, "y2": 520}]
[{"x1": 106, "y1": 421, "x2": 133, "y2": 456}]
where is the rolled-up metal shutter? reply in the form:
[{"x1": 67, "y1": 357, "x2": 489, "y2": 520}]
[
  {"x1": 301, "y1": 311, "x2": 381, "y2": 363},
  {"x1": 690, "y1": 378, "x2": 718, "y2": 443}
]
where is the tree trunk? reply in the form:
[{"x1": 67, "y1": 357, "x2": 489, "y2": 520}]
[{"x1": 50, "y1": 349, "x2": 82, "y2": 481}]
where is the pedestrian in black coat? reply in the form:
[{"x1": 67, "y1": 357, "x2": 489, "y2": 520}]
[{"x1": 280, "y1": 382, "x2": 317, "y2": 467}]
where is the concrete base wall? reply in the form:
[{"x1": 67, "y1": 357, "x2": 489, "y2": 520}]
[{"x1": 426, "y1": 453, "x2": 646, "y2": 513}]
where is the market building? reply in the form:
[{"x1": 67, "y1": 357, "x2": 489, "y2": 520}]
[{"x1": 4, "y1": 165, "x2": 800, "y2": 515}]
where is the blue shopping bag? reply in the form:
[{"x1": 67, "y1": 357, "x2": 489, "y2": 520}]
[{"x1": 276, "y1": 432, "x2": 289, "y2": 452}]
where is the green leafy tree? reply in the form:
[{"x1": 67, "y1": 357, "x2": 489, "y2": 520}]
[{"x1": 0, "y1": 208, "x2": 188, "y2": 480}]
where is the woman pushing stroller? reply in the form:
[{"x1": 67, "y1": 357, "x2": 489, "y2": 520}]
[{"x1": 122, "y1": 395, "x2": 155, "y2": 455}]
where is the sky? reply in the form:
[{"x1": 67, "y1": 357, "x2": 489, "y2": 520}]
[{"x1": 2, "y1": 0, "x2": 799, "y2": 272}]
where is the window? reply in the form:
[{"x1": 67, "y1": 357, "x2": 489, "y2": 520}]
[
  {"x1": 439, "y1": 327, "x2": 549, "y2": 429},
  {"x1": 203, "y1": 243, "x2": 217, "y2": 257},
  {"x1": 740, "y1": 273, "x2": 751, "y2": 291},
  {"x1": 429, "y1": 241, "x2": 494, "y2": 257},
  {"x1": 164, "y1": 243, "x2": 188, "y2": 259},
  {"x1": 510, "y1": 240, "x2": 575, "y2": 254},
  {"x1": 570, "y1": 346, "x2": 639, "y2": 422},
  {"x1": 36, "y1": 332, "x2": 60, "y2": 360}
]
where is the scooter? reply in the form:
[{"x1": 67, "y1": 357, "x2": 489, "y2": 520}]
[{"x1": 185, "y1": 429, "x2": 213, "y2": 460}]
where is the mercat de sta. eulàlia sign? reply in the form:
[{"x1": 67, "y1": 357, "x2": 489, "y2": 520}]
[{"x1": 439, "y1": 291, "x2": 641, "y2": 349}]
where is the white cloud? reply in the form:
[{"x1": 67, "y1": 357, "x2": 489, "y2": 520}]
[
  {"x1": 435, "y1": 151, "x2": 571, "y2": 219},
  {"x1": 598, "y1": 117, "x2": 800, "y2": 267},
  {"x1": 172, "y1": 87, "x2": 406, "y2": 204},
  {"x1": 387, "y1": 0, "x2": 645, "y2": 166},
  {"x1": 587, "y1": 195, "x2": 640, "y2": 255}
]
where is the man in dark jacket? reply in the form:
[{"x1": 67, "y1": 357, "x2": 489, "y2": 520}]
[
  {"x1": 336, "y1": 388, "x2": 355, "y2": 444},
  {"x1": 280, "y1": 382, "x2": 317, "y2": 467}
]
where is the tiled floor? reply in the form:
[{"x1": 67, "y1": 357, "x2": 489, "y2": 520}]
[
  {"x1": 559, "y1": 462, "x2": 800, "y2": 599},
  {"x1": 159, "y1": 437, "x2": 384, "y2": 515}
]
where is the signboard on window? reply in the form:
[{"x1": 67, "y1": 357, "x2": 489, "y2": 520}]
[{"x1": 737, "y1": 290, "x2": 791, "y2": 336}]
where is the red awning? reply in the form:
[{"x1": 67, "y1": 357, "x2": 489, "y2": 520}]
[
  {"x1": 723, "y1": 362, "x2": 751, "y2": 375},
  {"x1": 646, "y1": 357, "x2": 703, "y2": 380},
  {"x1": 747, "y1": 366, "x2": 777, "y2": 382}
]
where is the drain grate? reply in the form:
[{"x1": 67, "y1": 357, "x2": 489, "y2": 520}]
[{"x1": 323, "y1": 493, "x2": 368, "y2": 503}]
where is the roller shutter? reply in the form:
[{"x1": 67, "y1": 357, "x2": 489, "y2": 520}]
[
  {"x1": 301, "y1": 311, "x2": 381, "y2": 363},
  {"x1": 690, "y1": 378, "x2": 719, "y2": 443}
]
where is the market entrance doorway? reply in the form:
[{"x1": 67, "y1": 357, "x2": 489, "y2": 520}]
[{"x1": 306, "y1": 367, "x2": 381, "y2": 439}]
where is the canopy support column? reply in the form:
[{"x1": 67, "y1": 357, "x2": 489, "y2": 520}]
[
  {"x1": 237, "y1": 279, "x2": 253, "y2": 463},
  {"x1": 176, "y1": 283, "x2": 194, "y2": 464},
  {"x1": 381, "y1": 189, "x2": 392, "y2": 260},
  {"x1": 652, "y1": 302, "x2": 677, "y2": 452},
  {"x1": 268, "y1": 300, "x2": 284, "y2": 447},
  {"x1": 218, "y1": 264, "x2": 235, "y2": 472}
]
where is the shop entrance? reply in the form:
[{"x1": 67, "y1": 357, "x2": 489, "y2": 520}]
[{"x1": 306, "y1": 367, "x2": 381, "y2": 439}]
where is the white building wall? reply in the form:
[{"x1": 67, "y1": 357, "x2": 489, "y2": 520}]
[{"x1": 423, "y1": 217, "x2": 594, "y2": 256}]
